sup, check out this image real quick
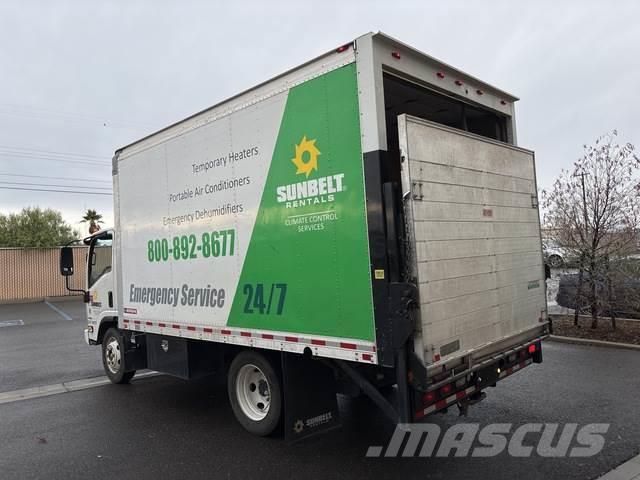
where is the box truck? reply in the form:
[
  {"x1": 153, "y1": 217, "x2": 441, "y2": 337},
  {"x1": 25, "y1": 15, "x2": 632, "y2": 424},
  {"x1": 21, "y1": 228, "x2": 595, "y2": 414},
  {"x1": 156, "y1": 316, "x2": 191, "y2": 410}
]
[{"x1": 60, "y1": 32, "x2": 549, "y2": 439}]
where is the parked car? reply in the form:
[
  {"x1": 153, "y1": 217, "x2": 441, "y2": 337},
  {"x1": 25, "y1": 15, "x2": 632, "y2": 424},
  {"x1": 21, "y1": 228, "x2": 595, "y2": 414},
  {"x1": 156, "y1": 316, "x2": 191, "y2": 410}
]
[
  {"x1": 556, "y1": 259, "x2": 640, "y2": 318},
  {"x1": 543, "y1": 242, "x2": 570, "y2": 268}
]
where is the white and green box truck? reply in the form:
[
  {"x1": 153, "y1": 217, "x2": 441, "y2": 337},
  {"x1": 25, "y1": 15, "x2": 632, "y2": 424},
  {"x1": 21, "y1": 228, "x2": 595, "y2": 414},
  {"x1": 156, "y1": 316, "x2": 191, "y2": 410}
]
[{"x1": 60, "y1": 32, "x2": 549, "y2": 439}]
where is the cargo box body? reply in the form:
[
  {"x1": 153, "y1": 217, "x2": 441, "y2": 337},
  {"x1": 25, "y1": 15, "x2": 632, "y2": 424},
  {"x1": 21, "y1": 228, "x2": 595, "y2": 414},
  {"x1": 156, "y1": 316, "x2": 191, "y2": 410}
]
[{"x1": 113, "y1": 32, "x2": 548, "y2": 373}]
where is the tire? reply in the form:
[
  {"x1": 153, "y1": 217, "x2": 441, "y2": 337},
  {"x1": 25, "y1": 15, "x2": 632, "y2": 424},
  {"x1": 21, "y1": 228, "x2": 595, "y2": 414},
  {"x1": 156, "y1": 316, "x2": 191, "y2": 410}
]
[
  {"x1": 101, "y1": 328, "x2": 135, "y2": 384},
  {"x1": 227, "y1": 350, "x2": 282, "y2": 436},
  {"x1": 548, "y1": 254, "x2": 563, "y2": 269}
]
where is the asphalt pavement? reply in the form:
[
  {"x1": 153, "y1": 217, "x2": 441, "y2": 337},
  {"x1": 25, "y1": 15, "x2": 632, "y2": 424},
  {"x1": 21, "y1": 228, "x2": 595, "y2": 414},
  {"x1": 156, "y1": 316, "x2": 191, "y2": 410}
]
[
  {"x1": 0, "y1": 299, "x2": 103, "y2": 392},
  {"x1": 0, "y1": 300, "x2": 639, "y2": 480}
]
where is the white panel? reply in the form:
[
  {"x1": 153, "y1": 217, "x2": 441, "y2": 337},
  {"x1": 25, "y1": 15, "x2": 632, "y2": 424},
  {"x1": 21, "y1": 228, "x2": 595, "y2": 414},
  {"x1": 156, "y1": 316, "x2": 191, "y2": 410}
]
[
  {"x1": 398, "y1": 116, "x2": 546, "y2": 366},
  {"x1": 411, "y1": 162, "x2": 535, "y2": 194},
  {"x1": 406, "y1": 121, "x2": 534, "y2": 179},
  {"x1": 416, "y1": 236, "x2": 541, "y2": 262},
  {"x1": 414, "y1": 220, "x2": 540, "y2": 241},
  {"x1": 117, "y1": 92, "x2": 288, "y2": 328},
  {"x1": 412, "y1": 202, "x2": 539, "y2": 223}
]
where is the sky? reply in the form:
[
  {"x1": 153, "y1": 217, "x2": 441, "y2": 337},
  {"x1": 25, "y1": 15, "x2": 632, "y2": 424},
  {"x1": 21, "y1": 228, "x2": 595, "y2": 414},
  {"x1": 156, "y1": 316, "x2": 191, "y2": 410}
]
[{"x1": 0, "y1": 0, "x2": 638, "y2": 236}]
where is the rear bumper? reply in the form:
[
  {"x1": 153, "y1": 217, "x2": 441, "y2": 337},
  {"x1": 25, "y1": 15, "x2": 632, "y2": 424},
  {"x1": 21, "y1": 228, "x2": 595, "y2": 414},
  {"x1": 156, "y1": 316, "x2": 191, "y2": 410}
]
[{"x1": 413, "y1": 335, "x2": 546, "y2": 421}]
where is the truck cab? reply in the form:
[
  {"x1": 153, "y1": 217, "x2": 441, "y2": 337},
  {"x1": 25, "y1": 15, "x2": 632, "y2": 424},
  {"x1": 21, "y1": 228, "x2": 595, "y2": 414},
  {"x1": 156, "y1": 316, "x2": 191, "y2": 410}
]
[{"x1": 61, "y1": 229, "x2": 117, "y2": 346}]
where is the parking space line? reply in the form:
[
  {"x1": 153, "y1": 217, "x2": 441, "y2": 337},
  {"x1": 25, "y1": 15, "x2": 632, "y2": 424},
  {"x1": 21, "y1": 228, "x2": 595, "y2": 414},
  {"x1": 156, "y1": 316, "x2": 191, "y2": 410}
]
[
  {"x1": 44, "y1": 300, "x2": 73, "y2": 321},
  {"x1": 0, "y1": 319, "x2": 24, "y2": 327},
  {"x1": 0, "y1": 371, "x2": 161, "y2": 405}
]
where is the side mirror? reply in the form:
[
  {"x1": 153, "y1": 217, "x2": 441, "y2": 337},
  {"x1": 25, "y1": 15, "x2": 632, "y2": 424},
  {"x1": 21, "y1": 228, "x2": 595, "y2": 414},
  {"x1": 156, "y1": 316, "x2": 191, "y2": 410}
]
[{"x1": 60, "y1": 247, "x2": 74, "y2": 276}]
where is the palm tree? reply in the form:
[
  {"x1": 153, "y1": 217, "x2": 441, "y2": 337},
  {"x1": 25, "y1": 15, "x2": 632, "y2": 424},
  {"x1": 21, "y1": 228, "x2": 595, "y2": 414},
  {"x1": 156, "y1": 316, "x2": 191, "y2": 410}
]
[{"x1": 81, "y1": 209, "x2": 104, "y2": 234}]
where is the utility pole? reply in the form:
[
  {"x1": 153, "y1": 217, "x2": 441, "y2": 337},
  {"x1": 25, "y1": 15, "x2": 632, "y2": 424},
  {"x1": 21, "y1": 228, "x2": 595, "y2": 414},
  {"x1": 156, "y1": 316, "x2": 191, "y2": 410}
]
[
  {"x1": 573, "y1": 171, "x2": 589, "y2": 325},
  {"x1": 576, "y1": 172, "x2": 589, "y2": 238}
]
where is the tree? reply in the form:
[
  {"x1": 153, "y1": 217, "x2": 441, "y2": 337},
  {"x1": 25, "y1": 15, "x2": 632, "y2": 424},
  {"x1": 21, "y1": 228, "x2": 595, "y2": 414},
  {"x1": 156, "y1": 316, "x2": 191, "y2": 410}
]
[
  {"x1": 0, "y1": 207, "x2": 78, "y2": 248},
  {"x1": 542, "y1": 131, "x2": 640, "y2": 329},
  {"x1": 81, "y1": 209, "x2": 104, "y2": 234}
]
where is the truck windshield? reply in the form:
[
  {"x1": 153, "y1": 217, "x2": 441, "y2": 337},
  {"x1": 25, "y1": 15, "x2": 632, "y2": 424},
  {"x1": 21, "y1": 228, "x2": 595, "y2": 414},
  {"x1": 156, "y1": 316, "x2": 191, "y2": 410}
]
[{"x1": 88, "y1": 236, "x2": 112, "y2": 288}]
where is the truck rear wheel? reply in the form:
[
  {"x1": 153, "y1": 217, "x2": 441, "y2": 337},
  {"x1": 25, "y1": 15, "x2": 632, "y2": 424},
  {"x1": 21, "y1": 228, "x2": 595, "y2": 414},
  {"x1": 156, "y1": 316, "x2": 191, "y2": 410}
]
[
  {"x1": 228, "y1": 351, "x2": 282, "y2": 436},
  {"x1": 102, "y1": 328, "x2": 135, "y2": 384}
]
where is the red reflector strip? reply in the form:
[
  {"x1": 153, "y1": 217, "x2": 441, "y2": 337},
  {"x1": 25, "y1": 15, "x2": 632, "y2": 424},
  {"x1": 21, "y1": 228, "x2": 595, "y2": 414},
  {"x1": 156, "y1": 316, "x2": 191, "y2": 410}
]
[
  {"x1": 240, "y1": 331, "x2": 251, "y2": 337},
  {"x1": 158, "y1": 323, "x2": 166, "y2": 328},
  {"x1": 221, "y1": 329, "x2": 231, "y2": 335},
  {"x1": 362, "y1": 353, "x2": 372, "y2": 362},
  {"x1": 133, "y1": 320, "x2": 141, "y2": 325},
  {"x1": 311, "y1": 339, "x2": 326, "y2": 346},
  {"x1": 340, "y1": 342, "x2": 357, "y2": 350},
  {"x1": 203, "y1": 328, "x2": 213, "y2": 333},
  {"x1": 435, "y1": 400, "x2": 447, "y2": 410},
  {"x1": 336, "y1": 43, "x2": 350, "y2": 53},
  {"x1": 285, "y1": 336, "x2": 298, "y2": 342},
  {"x1": 186, "y1": 326, "x2": 196, "y2": 331},
  {"x1": 455, "y1": 391, "x2": 467, "y2": 400},
  {"x1": 423, "y1": 392, "x2": 436, "y2": 403},
  {"x1": 172, "y1": 324, "x2": 180, "y2": 329},
  {"x1": 261, "y1": 333, "x2": 274, "y2": 340},
  {"x1": 145, "y1": 321, "x2": 153, "y2": 326}
]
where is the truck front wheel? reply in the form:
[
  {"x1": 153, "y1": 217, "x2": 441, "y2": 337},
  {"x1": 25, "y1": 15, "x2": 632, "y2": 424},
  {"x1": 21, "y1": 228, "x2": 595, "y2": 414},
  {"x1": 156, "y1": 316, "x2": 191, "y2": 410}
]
[
  {"x1": 228, "y1": 351, "x2": 282, "y2": 436},
  {"x1": 102, "y1": 328, "x2": 135, "y2": 384}
]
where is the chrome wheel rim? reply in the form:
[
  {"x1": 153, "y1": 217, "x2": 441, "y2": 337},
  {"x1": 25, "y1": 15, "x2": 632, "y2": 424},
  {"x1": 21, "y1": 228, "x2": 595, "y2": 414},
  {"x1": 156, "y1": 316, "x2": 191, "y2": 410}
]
[
  {"x1": 105, "y1": 337, "x2": 121, "y2": 374},
  {"x1": 236, "y1": 364, "x2": 270, "y2": 421}
]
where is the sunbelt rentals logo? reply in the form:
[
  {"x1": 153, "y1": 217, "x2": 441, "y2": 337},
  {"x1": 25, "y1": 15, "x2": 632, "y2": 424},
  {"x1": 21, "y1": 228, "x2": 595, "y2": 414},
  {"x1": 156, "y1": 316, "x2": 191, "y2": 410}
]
[{"x1": 276, "y1": 135, "x2": 345, "y2": 208}]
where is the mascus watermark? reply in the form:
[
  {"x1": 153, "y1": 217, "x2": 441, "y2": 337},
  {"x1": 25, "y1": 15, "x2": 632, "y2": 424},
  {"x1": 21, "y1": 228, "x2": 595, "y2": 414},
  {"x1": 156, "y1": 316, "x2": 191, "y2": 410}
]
[{"x1": 366, "y1": 423, "x2": 610, "y2": 458}]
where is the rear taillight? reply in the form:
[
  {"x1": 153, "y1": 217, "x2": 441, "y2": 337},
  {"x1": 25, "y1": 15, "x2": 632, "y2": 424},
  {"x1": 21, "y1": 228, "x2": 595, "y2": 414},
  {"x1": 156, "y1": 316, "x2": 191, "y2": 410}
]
[
  {"x1": 440, "y1": 384, "x2": 452, "y2": 396},
  {"x1": 528, "y1": 344, "x2": 536, "y2": 354}
]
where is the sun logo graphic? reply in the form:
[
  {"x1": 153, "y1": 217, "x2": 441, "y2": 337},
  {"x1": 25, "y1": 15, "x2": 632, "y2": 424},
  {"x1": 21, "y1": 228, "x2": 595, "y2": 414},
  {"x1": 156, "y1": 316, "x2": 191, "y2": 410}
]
[
  {"x1": 276, "y1": 134, "x2": 345, "y2": 208},
  {"x1": 291, "y1": 135, "x2": 321, "y2": 178}
]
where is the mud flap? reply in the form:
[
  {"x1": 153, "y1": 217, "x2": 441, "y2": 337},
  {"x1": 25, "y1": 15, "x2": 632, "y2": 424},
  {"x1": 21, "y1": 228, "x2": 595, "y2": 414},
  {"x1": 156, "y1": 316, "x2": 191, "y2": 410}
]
[
  {"x1": 122, "y1": 330, "x2": 147, "y2": 372},
  {"x1": 281, "y1": 352, "x2": 341, "y2": 442}
]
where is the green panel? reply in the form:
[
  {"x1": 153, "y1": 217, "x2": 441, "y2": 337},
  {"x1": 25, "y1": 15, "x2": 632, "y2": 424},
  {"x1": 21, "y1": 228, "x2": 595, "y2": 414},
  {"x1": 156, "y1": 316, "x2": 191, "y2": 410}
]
[{"x1": 228, "y1": 64, "x2": 375, "y2": 341}]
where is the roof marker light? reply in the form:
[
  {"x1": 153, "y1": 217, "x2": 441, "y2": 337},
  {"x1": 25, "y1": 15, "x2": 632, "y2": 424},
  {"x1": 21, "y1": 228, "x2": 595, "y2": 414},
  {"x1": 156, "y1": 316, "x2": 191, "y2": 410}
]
[
  {"x1": 391, "y1": 51, "x2": 401, "y2": 59},
  {"x1": 336, "y1": 43, "x2": 351, "y2": 53},
  {"x1": 455, "y1": 80, "x2": 464, "y2": 86},
  {"x1": 436, "y1": 72, "x2": 445, "y2": 79},
  {"x1": 476, "y1": 89, "x2": 484, "y2": 95},
  {"x1": 500, "y1": 100, "x2": 507, "y2": 105}
]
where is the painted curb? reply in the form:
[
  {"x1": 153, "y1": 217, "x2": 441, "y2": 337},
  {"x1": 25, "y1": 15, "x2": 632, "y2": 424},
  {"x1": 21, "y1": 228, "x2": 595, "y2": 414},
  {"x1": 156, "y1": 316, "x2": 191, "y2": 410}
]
[
  {"x1": 596, "y1": 453, "x2": 640, "y2": 480},
  {"x1": 549, "y1": 313, "x2": 640, "y2": 324},
  {"x1": 548, "y1": 335, "x2": 640, "y2": 351},
  {"x1": 0, "y1": 371, "x2": 161, "y2": 405}
]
